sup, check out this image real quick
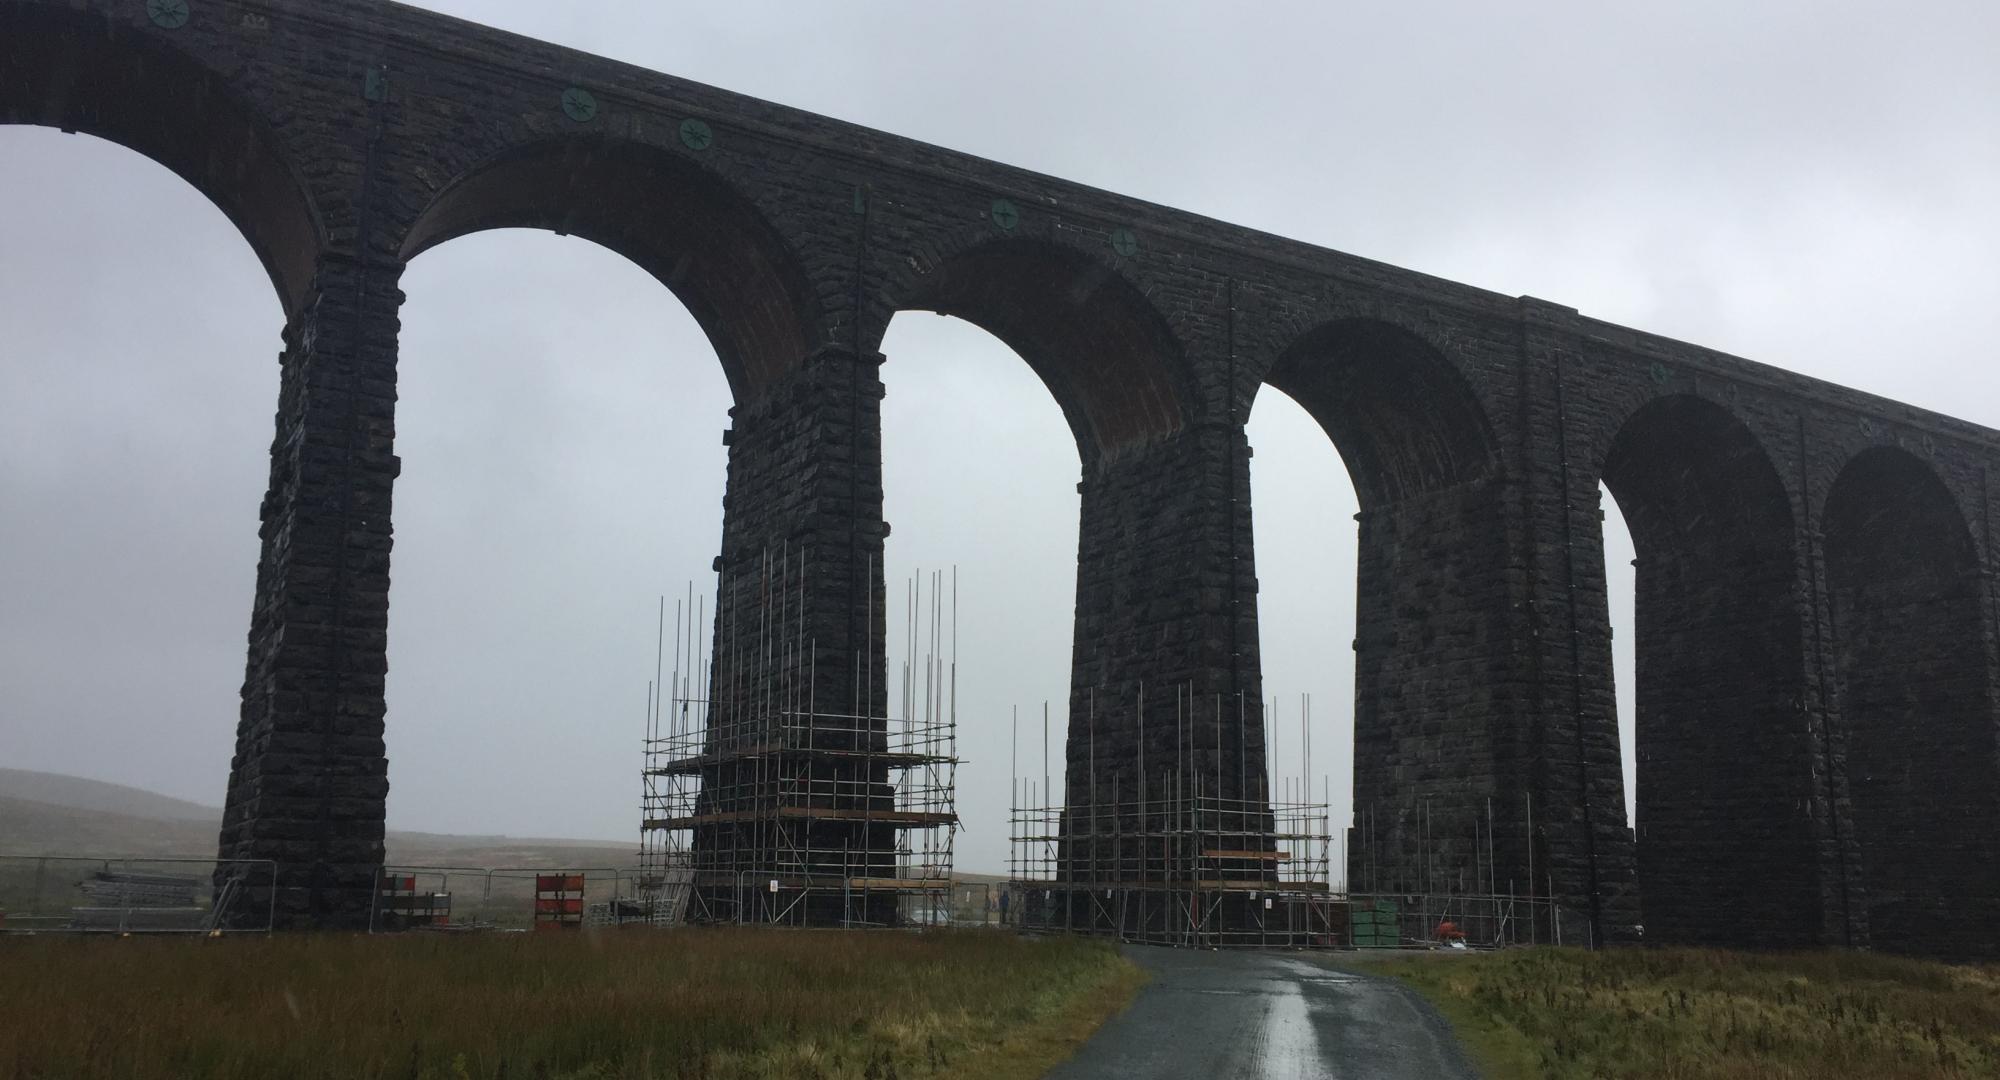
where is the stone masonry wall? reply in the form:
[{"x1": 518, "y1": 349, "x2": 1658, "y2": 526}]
[
  {"x1": 690, "y1": 346, "x2": 894, "y2": 923},
  {"x1": 1825, "y1": 449, "x2": 2000, "y2": 959},
  {"x1": 215, "y1": 254, "x2": 402, "y2": 928}
]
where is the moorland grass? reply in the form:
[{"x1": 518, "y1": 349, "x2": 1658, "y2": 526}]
[
  {"x1": 0, "y1": 927, "x2": 1141, "y2": 1080},
  {"x1": 1353, "y1": 945, "x2": 2000, "y2": 1079}
]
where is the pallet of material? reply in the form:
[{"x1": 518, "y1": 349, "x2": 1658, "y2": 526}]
[
  {"x1": 68, "y1": 907, "x2": 209, "y2": 931},
  {"x1": 79, "y1": 872, "x2": 201, "y2": 908}
]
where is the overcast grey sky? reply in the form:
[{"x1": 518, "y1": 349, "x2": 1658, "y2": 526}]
[{"x1": 4, "y1": 1, "x2": 1997, "y2": 876}]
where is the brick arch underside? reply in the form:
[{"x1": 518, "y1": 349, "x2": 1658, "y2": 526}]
[
  {"x1": 895, "y1": 241, "x2": 1187, "y2": 463},
  {"x1": 1824, "y1": 447, "x2": 1999, "y2": 958},
  {"x1": 399, "y1": 138, "x2": 819, "y2": 405},
  {"x1": 0, "y1": 5, "x2": 319, "y2": 316},
  {"x1": 1602, "y1": 395, "x2": 1820, "y2": 948},
  {"x1": 1262, "y1": 319, "x2": 1507, "y2": 899}
]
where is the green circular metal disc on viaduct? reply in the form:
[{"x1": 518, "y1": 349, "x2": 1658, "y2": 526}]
[{"x1": 4, "y1": 0, "x2": 1998, "y2": 958}]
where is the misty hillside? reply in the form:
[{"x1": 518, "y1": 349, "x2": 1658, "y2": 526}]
[
  {"x1": 0, "y1": 770, "x2": 1010, "y2": 881},
  {"x1": 0, "y1": 769, "x2": 635, "y2": 866},
  {"x1": 0, "y1": 794, "x2": 218, "y2": 857},
  {"x1": 0, "y1": 768, "x2": 217, "y2": 823}
]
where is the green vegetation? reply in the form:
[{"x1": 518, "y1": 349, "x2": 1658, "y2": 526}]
[
  {"x1": 0, "y1": 927, "x2": 1141, "y2": 1080},
  {"x1": 1353, "y1": 946, "x2": 2000, "y2": 1079}
]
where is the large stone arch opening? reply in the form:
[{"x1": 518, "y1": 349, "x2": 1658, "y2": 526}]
[
  {"x1": 0, "y1": 126, "x2": 281, "y2": 827},
  {"x1": 387, "y1": 228, "x2": 731, "y2": 858},
  {"x1": 1824, "y1": 446, "x2": 1999, "y2": 957},
  {"x1": 876, "y1": 312, "x2": 1080, "y2": 879},
  {"x1": 0, "y1": 3, "x2": 320, "y2": 315},
  {"x1": 401, "y1": 137, "x2": 821, "y2": 405},
  {"x1": 1257, "y1": 317, "x2": 1504, "y2": 903},
  {"x1": 1600, "y1": 394, "x2": 1818, "y2": 947},
  {"x1": 873, "y1": 236, "x2": 1195, "y2": 929},
  {"x1": 3, "y1": 7, "x2": 327, "y2": 917},
  {"x1": 1243, "y1": 386, "x2": 1359, "y2": 887},
  {"x1": 877, "y1": 233, "x2": 1191, "y2": 723},
  {"x1": 396, "y1": 140, "x2": 896, "y2": 926},
  {"x1": 1601, "y1": 485, "x2": 1641, "y2": 845}
]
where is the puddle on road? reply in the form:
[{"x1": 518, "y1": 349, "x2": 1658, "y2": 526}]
[{"x1": 1256, "y1": 976, "x2": 1331, "y2": 1080}]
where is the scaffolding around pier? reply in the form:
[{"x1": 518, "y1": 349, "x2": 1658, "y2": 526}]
[
  {"x1": 1007, "y1": 687, "x2": 1337, "y2": 948},
  {"x1": 639, "y1": 553, "x2": 960, "y2": 927}
]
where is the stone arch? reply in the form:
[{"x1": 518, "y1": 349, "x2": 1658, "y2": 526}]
[
  {"x1": 872, "y1": 233, "x2": 1189, "y2": 463},
  {"x1": 1823, "y1": 445, "x2": 1998, "y2": 957},
  {"x1": 1253, "y1": 316, "x2": 1506, "y2": 902},
  {"x1": 400, "y1": 136, "x2": 821, "y2": 405},
  {"x1": 1598, "y1": 393, "x2": 1818, "y2": 947},
  {"x1": 869, "y1": 231, "x2": 1201, "y2": 922},
  {"x1": 1257, "y1": 316, "x2": 1499, "y2": 508},
  {"x1": 0, "y1": 3, "x2": 321, "y2": 316}
]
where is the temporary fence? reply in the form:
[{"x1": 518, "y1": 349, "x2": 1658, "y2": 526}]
[
  {"x1": 1001, "y1": 881, "x2": 1583, "y2": 951},
  {"x1": 949, "y1": 881, "x2": 999, "y2": 926},
  {"x1": 1339, "y1": 891, "x2": 1586, "y2": 950},
  {"x1": 0, "y1": 855, "x2": 275, "y2": 934}
]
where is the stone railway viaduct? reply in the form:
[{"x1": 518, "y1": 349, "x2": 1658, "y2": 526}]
[{"x1": 6, "y1": 0, "x2": 1998, "y2": 955}]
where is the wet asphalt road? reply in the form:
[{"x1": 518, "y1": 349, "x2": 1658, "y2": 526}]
[{"x1": 1046, "y1": 947, "x2": 1480, "y2": 1080}]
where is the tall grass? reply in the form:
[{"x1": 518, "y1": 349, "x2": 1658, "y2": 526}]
[
  {"x1": 1365, "y1": 946, "x2": 2000, "y2": 1079},
  {"x1": 0, "y1": 928, "x2": 1139, "y2": 1079}
]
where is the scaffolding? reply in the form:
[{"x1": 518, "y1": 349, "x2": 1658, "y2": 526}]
[
  {"x1": 640, "y1": 552, "x2": 959, "y2": 927},
  {"x1": 1007, "y1": 686, "x2": 1338, "y2": 948}
]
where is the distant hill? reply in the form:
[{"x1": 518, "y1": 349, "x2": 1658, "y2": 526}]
[
  {"x1": 0, "y1": 768, "x2": 217, "y2": 823},
  {"x1": 0, "y1": 770, "x2": 1004, "y2": 883},
  {"x1": 0, "y1": 768, "x2": 634, "y2": 867},
  {"x1": 0, "y1": 794, "x2": 215, "y2": 857}
]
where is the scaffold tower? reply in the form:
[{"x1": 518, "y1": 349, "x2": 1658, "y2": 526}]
[
  {"x1": 640, "y1": 553, "x2": 959, "y2": 927},
  {"x1": 1009, "y1": 686, "x2": 1336, "y2": 948}
]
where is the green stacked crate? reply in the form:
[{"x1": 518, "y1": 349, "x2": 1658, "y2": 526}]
[{"x1": 1349, "y1": 899, "x2": 1400, "y2": 949}]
